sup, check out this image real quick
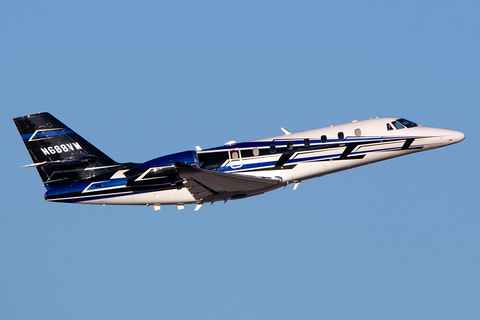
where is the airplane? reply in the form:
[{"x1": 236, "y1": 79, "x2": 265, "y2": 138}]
[{"x1": 14, "y1": 112, "x2": 465, "y2": 211}]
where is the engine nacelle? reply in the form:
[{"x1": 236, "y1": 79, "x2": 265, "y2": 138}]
[
  {"x1": 132, "y1": 150, "x2": 199, "y2": 169},
  {"x1": 124, "y1": 151, "x2": 199, "y2": 186}
]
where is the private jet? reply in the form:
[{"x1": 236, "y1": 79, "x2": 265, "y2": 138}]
[{"x1": 14, "y1": 112, "x2": 465, "y2": 210}]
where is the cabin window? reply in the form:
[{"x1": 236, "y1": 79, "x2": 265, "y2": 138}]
[
  {"x1": 269, "y1": 145, "x2": 276, "y2": 153},
  {"x1": 304, "y1": 139, "x2": 310, "y2": 147},
  {"x1": 338, "y1": 132, "x2": 345, "y2": 140},
  {"x1": 241, "y1": 149, "x2": 252, "y2": 157},
  {"x1": 253, "y1": 148, "x2": 260, "y2": 156},
  {"x1": 287, "y1": 142, "x2": 293, "y2": 150},
  {"x1": 198, "y1": 151, "x2": 229, "y2": 170},
  {"x1": 387, "y1": 123, "x2": 393, "y2": 131},
  {"x1": 321, "y1": 135, "x2": 327, "y2": 143},
  {"x1": 393, "y1": 121, "x2": 405, "y2": 130},
  {"x1": 230, "y1": 150, "x2": 239, "y2": 160},
  {"x1": 355, "y1": 128, "x2": 361, "y2": 137}
]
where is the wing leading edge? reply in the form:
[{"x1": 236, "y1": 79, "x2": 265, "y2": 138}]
[{"x1": 175, "y1": 163, "x2": 283, "y2": 203}]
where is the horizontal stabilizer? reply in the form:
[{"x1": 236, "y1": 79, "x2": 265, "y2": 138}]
[{"x1": 23, "y1": 157, "x2": 97, "y2": 169}]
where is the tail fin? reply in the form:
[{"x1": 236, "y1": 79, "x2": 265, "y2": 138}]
[{"x1": 13, "y1": 112, "x2": 120, "y2": 186}]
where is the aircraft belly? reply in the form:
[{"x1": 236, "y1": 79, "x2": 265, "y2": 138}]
[
  {"x1": 77, "y1": 188, "x2": 196, "y2": 205},
  {"x1": 77, "y1": 193, "x2": 138, "y2": 205},
  {"x1": 137, "y1": 188, "x2": 196, "y2": 205},
  {"x1": 323, "y1": 159, "x2": 364, "y2": 175},
  {"x1": 287, "y1": 161, "x2": 326, "y2": 182}
]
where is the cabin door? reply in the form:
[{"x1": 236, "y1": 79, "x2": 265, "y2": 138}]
[{"x1": 230, "y1": 149, "x2": 243, "y2": 169}]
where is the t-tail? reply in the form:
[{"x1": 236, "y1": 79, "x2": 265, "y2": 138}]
[{"x1": 13, "y1": 112, "x2": 124, "y2": 187}]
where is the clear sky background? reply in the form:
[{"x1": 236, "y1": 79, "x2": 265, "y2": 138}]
[{"x1": 1, "y1": 1, "x2": 478, "y2": 319}]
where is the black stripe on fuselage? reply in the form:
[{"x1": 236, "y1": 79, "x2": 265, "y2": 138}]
[
  {"x1": 220, "y1": 136, "x2": 418, "y2": 173},
  {"x1": 45, "y1": 181, "x2": 183, "y2": 201},
  {"x1": 275, "y1": 151, "x2": 296, "y2": 167}
]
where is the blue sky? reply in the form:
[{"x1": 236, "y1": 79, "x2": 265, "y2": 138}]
[{"x1": 1, "y1": 1, "x2": 479, "y2": 319}]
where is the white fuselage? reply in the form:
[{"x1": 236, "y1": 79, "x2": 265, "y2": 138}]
[
  {"x1": 56, "y1": 117, "x2": 465, "y2": 208},
  {"x1": 206, "y1": 117, "x2": 464, "y2": 182}
]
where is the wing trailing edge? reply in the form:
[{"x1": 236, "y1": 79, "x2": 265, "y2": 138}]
[{"x1": 175, "y1": 163, "x2": 283, "y2": 203}]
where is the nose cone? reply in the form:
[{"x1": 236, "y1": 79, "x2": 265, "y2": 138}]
[{"x1": 447, "y1": 130, "x2": 465, "y2": 145}]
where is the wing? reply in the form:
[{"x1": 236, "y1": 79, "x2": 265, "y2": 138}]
[{"x1": 175, "y1": 163, "x2": 283, "y2": 203}]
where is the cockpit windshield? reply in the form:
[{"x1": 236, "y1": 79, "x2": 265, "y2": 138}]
[
  {"x1": 392, "y1": 121, "x2": 404, "y2": 129},
  {"x1": 396, "y1": 118, "x2": 418, "y2": 128}
]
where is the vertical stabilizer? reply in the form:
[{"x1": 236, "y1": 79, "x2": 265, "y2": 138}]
[{"x1": 13, "y1": 112, "x2": 120, "y2": 185}]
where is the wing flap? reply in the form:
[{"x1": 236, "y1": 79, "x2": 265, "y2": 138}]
[{"x1": 175, "y1": 163, "x2": 282, "y2": 202}]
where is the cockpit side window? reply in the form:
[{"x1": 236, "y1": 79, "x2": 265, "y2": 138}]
[
  {"x1": 387, "y1": 123, "x2": 393, "y2": 131},
  {"x1": 396, "y1": 118, "x2": 418, "y2": 128},
  {"x1": 392, "y1": 121, "x2": 405, "y2": 130}
]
